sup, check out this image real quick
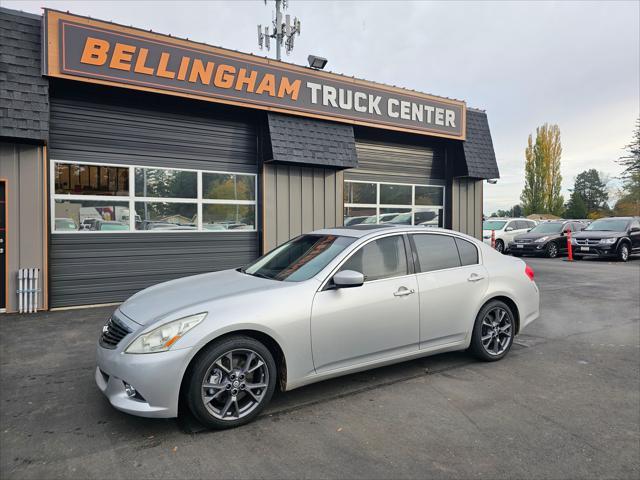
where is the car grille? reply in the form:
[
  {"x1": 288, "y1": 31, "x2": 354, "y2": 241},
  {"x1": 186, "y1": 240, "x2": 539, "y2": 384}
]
[
  {"x1": 99, "y1": 314, "x2": 131, "y2": 349},
  {"x1": 515, "y1": 238, "x2": 533, "y2": 244},
  {"x1": 575, "y1": 238, "x2": 601, "y2": 246}
]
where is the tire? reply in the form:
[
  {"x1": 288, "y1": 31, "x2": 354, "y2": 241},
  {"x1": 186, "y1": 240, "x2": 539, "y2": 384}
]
[
  {"x1": 546, "y1": 242, "x2": 559, "y2": 258},
  {"x1": 469, "y1": 300, "x2": 515, "y2": 362},
  {"x1": 495, "y1": 239, "x2": 505, "y2": 254},
  {"x1": 618, "y1": 243, "x2": 630, "y2": 262},
  {"x1": 186, "y1": 335, "x2": 277, "y2": 430}
]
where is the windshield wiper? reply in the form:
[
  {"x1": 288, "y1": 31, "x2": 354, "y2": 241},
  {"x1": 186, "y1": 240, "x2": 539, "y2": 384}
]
[{"x1": 247, "y1": 271, "x2": 274, "y2": 280}]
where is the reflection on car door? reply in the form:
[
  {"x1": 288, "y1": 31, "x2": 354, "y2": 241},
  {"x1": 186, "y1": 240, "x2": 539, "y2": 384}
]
[
  {"x1": 410, "y1": 234, "x2": 489, "y2": 349},
  {"x1": 311, "y1": 235, "x2": 420, "y2": 373}
]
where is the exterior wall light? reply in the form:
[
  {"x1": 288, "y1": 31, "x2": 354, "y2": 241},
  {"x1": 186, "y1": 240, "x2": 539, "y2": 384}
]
[{"x1": 307, "y1": 55, "x2": 328, "y2": 70}]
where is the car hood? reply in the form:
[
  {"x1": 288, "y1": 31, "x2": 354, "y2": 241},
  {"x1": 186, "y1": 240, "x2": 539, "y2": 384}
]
[
  {"x1": 119, "y1": 269, "x2": 289, "y2": 326},
  {"x1": 572, "y1": 231, "x2": 621, "y2": 239},
  {"x1": 514, "y1": 232, "x2": 559, "y2": 241}
]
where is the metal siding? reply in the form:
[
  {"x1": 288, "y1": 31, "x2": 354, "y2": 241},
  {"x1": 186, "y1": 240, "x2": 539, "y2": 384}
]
[
  {"x1": 48, "y1": 91, "x2": 260, "y2": 307},
  {"x1": 49, "y1": 232, "x2": 258, "y2": 308},
  {"x1": 451, "y1": 177, "x2": 483, "y2": 239},
  {"x1": 263, "y1": 164, "x2": 344, "y2": 251},
  {"x1": 346, "y1": 140, "x2": 445, "y2": 185},
  {"x1": 0, "y1": 142, "x2": 47, "y2": 312},
  {"x1": 49, "y1": 93, "x2": 258, "y2": 173}
]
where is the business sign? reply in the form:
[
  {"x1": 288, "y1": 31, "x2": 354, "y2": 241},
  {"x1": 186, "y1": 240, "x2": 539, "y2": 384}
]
[{"x1": 43, "y1": 10, "x2": 466, "y2": 140}]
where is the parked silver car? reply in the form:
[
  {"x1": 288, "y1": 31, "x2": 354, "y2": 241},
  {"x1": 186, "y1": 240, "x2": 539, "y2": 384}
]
[{"x1": 96, "y1": 225, "x2": 540, "y2": 429}]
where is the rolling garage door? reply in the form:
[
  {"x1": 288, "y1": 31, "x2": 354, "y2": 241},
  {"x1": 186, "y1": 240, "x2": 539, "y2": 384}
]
[{"x1": 48, "y1": 84, "x2": 259, "y2": 308}]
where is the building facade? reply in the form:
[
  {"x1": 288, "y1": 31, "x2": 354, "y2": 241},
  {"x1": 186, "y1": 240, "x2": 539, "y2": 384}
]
[{"x1": 0, "y1": 8, "x2": 499, "y2": 312}]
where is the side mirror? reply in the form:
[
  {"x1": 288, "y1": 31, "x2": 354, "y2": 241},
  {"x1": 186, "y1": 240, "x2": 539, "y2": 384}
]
[
  {"x1": 630, "y1": 227, "x2": 640, "y2": 233},
  {"x1": 505, "y1": 227, "x2": 514, "y2": 232},
  {"x1": 333, "y1": 270, "x2": 364, "y2": 289},
  {"x1": 527, "y1": 228, "x2": 532, "y2": 232}
]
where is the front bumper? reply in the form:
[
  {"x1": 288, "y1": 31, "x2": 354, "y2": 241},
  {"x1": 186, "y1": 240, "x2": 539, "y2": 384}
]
[
  {"x1": 95, "y1": 342, "x2": 193, "y2": 418},
  {"x1": 508, "y1": 242, "x2": 547, "y2": 255},
  {"x1": 572, "y1": 244, "x2": 616, "y2": 257}
]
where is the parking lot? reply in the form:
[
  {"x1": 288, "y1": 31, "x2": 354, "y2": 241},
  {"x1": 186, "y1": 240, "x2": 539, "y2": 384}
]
[{"x1": 1, "y1": 256, "x2": 639, "y2": 479}]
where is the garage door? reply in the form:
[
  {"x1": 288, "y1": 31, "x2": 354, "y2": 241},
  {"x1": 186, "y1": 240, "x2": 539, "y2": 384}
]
[{"x1": 48, "y1": 85, "x2": 259, "y2": 308}]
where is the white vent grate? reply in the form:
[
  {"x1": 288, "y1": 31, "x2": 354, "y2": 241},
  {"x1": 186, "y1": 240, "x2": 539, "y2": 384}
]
[{"x1": 17, "y1": 268, "x2": 40, "y2": 313}]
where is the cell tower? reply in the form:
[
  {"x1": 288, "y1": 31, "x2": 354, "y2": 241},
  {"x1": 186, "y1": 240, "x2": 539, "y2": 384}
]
[{"x1": 257, "y1": 0, "x2": 301, "y2": 61}]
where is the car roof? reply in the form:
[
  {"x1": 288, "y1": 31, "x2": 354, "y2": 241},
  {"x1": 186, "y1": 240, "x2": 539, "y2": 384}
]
[{"x1": 311, "y1": 225, "x2": 469, "y2": 239}]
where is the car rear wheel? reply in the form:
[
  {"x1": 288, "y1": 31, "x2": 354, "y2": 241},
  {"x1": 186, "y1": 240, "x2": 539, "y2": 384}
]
[
  {"x1": 618, "y1": 243, "x2": 630, "y2": 262},
  {"x1": 469, "y1": 300, "x2": 515, "y2": 362},
  {"x1": 495, "y1": 239, "x2": 505, "y2": 254},
  {"x1": 186, "y1": 336, "x2": 277, "y2": 429},
  {"x1": 546, "y1": 242, "x2": 559, "y2": 258}
]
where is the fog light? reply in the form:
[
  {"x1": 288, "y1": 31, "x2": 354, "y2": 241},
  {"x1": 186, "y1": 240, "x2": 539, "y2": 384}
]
[{"x1": 123, "y1": 382, "x2": 136, "y2": 398}]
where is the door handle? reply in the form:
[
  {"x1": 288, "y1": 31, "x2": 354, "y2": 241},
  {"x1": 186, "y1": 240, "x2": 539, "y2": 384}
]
[
  {"x1": 467, "y1": 273, "x2": 485, "y2": 282},
  {"x1": 393, "y1": 287, "x2": 415, "y2": 297}
]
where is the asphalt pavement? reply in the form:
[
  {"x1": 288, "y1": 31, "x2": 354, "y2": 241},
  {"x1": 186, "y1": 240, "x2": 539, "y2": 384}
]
[{"x1": 1, "y1": 256, "x2": 639, "y2": 479}]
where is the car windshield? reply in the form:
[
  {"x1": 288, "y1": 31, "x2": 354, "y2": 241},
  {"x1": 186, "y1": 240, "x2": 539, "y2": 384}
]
[
  {"x1": 585, "y1": 219, "x2": 629, "y2": 232},
  {"x1": 483, "y1": 220, "x2": 507, "y2": 230},
  {"x1": 529, "y1": 222, "x2": 563, "y2": 234},
  {"x1": 243, "y1": 234, "x2": 356, "y2": 282}
]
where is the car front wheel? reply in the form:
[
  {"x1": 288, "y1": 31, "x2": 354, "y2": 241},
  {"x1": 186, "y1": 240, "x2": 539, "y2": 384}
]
[
  {"x1": 186, "y1": 336, "x2": 277, "y2": 429},
  {"x1": 546, "y1": 242, "x2": 559, "y2": 258},
  {"x1": 469, "y1": 300, "x2": 515, "y2": 362},
  {"x1": 618, "y1": 243, "x2": 630, "y2": 262},
  {"x1": 495, "y1": 239, "x2": 505, "y2": 254}
]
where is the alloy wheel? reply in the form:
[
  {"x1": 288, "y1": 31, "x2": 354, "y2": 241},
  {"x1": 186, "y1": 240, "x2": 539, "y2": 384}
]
[
  {"x1": 201, "y1": 348, "x2": 269, "y2": 421},
  {"x1": 480, "y1": 307, "x2": 513, "y2": 356},
  {"x1": 495, "y1": 240, "x2": 504, "y2": 254},
  {"x1": 620, "y1": 245, "x2": 629, "y2": 261},
  {"x1": 548, "y1": 243, "x2": 558, "y2": 258}
]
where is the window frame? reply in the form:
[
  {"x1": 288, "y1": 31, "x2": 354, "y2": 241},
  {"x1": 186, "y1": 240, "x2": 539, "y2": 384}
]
[
  {"x1": 344, "y1": 179, "x2": 445, "y2": 227},
  {"x1": 50, "y1": 159, "x2": 257, "y2": 234}
]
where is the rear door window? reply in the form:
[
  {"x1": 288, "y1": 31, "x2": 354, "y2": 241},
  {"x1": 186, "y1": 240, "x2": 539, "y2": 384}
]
[
  {"x1": 412, "y1": 234, "x2": 461, "y2": 273},
  {"x1": 455, "y1": 238, "x2": 479, "y2": 266},
  {"x1": 340, "y1": 235, "x2": 408, "y2": 282}
]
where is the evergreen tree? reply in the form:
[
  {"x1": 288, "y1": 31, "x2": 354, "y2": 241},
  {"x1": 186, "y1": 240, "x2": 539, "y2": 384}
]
[
  {"x1": 564, "y1": 190, "x2": 588, "y2": 219},
  {"x1": 615, "y1": 118, "x2": 640, "y2": 215},
  {"x1": 572, "y1": 169, "x2": 609, "y2": 214}
]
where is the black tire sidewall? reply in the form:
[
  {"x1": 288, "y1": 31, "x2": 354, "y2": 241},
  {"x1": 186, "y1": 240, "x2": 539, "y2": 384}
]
[
  {"x1": 470, "y1": 300, "x2": 515, "y2": 362},
  {"x1": 495, "y1": 240, "x2": 505, "y2": 254},
  {"x1": 618, "y1": 243, "x2": 630, "y2": 262},
  {"x1": 186, "y1": 336, "x2": 277, "y2": 429}
]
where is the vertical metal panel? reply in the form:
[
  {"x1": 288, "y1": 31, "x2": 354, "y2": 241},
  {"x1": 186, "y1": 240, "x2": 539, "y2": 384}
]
[
  {"x1": 324, "y1": 170, "x2": 336, "y2": 227},
  {"x1": 451, "y1": 177, "x2": 483, "y2": 240},
  {"x1": 0, "y1": 142, "x2": 46, "y2": 312},
  {"x1": 335, "y1": 170, "x2": 344, "y2": 227},
  {"x1": 263, "y1": 164, "x2": 344, "y2": 252},
  {"x1": 301, "y1": 169, "x2": 314, "y2": 234},
  {"x1": 313, "y1": 169, "x2": 324, "y2": 230},
  {"x1": 289, "y1": 166, "x2": 302, "y2": 237}
]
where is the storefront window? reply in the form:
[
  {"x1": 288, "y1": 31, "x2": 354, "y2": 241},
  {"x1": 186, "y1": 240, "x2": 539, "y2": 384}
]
[
  {"x1": 53, "y1": 199, "x2": 131, "y2": 231},
  {"x1": 51, "y1": 161, "x2": 256, "y2": 233},
  {"x1": 344, "y1": 181, "x2": 444, "y2": 228}
]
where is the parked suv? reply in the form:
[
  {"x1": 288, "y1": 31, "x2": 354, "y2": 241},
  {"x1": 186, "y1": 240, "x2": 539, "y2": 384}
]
[
  {"x1": 482, "y1": 218, "x2": 537, "y2": 254},
  {"x1": 510, "y1": 220, "x2": 587, "y2": 258},
  {"x1": 571, "y1": 217, "x2": 640, "y2": 262}
]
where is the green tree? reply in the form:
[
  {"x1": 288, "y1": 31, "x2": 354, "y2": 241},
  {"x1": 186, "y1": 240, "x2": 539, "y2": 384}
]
[
  {"x1": 572, "y1": 169, "x2": 609, "y2": 214},
  {"x1": 512, "y1": 204, "x2": 523, "y2": 217},
  {"x1": 520, "y1": 124, "x2": 564, "y2": 215},
  {"x1": 564, "y1": 189, "x2": 588, "y2": 219}
]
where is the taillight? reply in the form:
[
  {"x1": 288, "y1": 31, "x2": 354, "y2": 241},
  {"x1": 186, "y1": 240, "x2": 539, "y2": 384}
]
[{"x1": 525, "y1": 264, "x2": 535, "y2": 281}]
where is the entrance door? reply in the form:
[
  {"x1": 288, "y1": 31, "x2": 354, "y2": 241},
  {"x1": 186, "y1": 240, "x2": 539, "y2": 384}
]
[{"x1": 0, "y1": 181, "x2": 6, "y2": 311}]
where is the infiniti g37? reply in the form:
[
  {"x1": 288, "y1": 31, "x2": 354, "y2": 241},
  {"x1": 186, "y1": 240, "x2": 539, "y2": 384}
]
[{"x1": 96, "y1": 225, "x2": 540, "y2": 429}]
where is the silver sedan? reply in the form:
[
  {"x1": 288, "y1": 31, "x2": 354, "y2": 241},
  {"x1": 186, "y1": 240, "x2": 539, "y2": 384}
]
[{"x1": 96, "y1": 225, "x2": 540, "y2": 429}]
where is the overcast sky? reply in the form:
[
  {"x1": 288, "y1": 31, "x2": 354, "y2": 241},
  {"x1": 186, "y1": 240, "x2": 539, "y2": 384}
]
[{"x1": 5, "y1": 0, "x2": 639, "y2": 214}]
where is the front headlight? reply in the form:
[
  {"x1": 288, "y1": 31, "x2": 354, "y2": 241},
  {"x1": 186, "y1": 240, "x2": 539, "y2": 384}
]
[
  {"x1": 125, "y1": 313, "x2": 206, "y2": 354},
  {"x1": 534, "y1": 236, "x2": 549, "y2": 243},
  {"x1": 600, "y1": 238, "x2": 616, "y2": 244}
]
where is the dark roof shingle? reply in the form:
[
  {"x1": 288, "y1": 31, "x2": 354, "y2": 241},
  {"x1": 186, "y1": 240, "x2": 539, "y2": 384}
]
[
  {"x1": 461, "y1": 109, "x2": 499, "y2": 179},
  {"x1": 0, "y1": 8, "x2": 49, "y2": 142},
  {"x1": 266, "y1": 112, "x2": 358, "y2": 169}
]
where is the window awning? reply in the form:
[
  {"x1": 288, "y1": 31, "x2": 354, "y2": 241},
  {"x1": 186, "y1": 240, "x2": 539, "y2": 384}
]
[{"x1": 265, "y1": 112, "x2": 358, "y2": 169}]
